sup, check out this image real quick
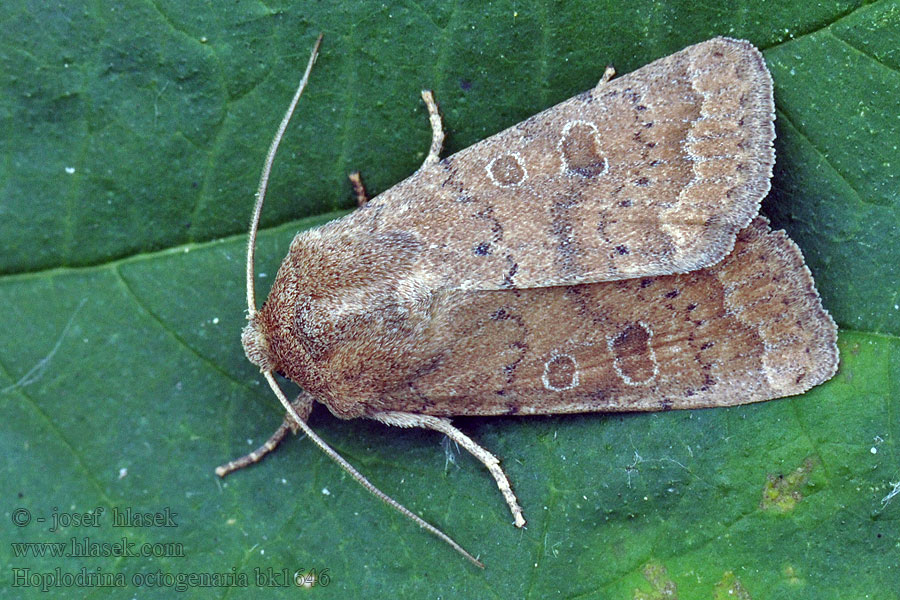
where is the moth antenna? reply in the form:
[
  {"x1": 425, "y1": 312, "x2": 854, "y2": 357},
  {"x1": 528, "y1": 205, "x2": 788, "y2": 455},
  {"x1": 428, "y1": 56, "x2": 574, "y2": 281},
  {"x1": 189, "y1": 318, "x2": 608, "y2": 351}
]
[
  {"x1": 262, "y1": 372, "x2": 484, "y2": 568},
  {"x1": 246, "y1": 35, "x2": 483, "y2": 568},
  {"x1": 246, "y1": 33, "x2": 323, "y2": 315}
]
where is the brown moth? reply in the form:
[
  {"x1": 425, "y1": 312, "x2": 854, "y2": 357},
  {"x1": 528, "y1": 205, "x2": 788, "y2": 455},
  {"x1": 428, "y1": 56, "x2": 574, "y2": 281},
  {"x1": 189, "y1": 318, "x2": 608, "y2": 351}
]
[{"x1": 218, "y1": 35, "x2": 839, "y2": 566}]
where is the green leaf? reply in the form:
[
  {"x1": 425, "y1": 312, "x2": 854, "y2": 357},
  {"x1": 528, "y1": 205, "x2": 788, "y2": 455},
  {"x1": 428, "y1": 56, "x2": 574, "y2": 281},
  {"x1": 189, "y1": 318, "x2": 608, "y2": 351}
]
[{"x1": 2, "y1": 1, "x2": 897, "y2": 598}]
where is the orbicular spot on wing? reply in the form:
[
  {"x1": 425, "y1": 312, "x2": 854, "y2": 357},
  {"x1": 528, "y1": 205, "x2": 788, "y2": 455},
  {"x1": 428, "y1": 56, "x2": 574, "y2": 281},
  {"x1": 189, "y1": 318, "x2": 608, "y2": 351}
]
[
  {"x1": 485, "y1": 153, "x2": 528, "y2": 187},
  {"x1": 541, "y1": 352, "x2": 579, "y2": 391}
]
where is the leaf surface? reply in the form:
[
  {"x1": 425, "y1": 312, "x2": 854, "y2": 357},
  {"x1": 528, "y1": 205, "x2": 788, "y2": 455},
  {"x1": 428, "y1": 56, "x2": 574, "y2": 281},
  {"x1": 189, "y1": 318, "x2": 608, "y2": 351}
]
[{"x1": 2, "y1": 1, "x2": 897, "y2": 598}]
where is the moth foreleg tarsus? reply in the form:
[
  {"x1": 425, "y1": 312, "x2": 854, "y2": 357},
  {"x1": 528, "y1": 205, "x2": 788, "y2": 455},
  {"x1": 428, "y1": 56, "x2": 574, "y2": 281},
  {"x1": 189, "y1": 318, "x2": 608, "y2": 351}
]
[
  {"x1": 348, "y1": 171, "x2": 370, "y2": 207},
  {"x1": 372, "y1": 411, "x2": 527, "y2": 528},
  {"x1": 596, "y1": 65, "x2": 616, "y2": 89},
  {"x1": 215, "y1": 391, "x2": 314, "y2": 477},
  {"x1": 419, "y1": 90, "x2": 444, "y2": 167},
  {"x1": 215, "y1": 422, "x2": 292, "y2": 478}
]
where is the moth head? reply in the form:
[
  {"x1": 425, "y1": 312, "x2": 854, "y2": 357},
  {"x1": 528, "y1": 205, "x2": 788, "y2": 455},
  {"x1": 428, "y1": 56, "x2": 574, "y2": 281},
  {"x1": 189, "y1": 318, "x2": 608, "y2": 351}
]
[
  {"x1": 241, "y1": 313, "x2": 277, "y2": 373},
  {"x1": 219, "y1": 34, "x2": 480, "y2": 567}
]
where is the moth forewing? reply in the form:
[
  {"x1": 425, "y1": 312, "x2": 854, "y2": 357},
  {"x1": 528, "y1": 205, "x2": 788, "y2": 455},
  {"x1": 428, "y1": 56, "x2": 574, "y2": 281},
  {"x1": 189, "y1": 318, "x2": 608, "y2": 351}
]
[
  {"x1": 355, "y1": 217, "x2": 838, "y2": 416},
  {"x1": 345, "y1": 37, "x2": 775, "y2": 290}
]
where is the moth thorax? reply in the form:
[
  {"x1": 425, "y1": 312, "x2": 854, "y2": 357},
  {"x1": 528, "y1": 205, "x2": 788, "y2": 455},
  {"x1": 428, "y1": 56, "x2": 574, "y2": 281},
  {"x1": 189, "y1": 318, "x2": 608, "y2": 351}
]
[{"x1": 241, "y1": 318, "x2": 276, "y2": 372}]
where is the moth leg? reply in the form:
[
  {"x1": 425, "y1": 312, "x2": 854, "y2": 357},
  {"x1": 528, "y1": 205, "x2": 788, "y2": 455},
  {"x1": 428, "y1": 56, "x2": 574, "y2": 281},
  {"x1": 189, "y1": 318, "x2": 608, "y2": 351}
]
[
  {"x1": 420, "y1": 90, "x2": 444, "y2": 167},
  {"x1": 347, "y1": 171, "x2": 370, "y2": 207},
  {"x1": 350, "y1": 91, "x2": 443, "y2": 200},
  {"x1": 596, "y1": 65, "x2": 616, "y2": 89},
  {"x1": 216, "y1": 391, "x2": 314, "y2": 477},
  {"x1": 372, "y1": 411, "x2": 526, "y2": 528}
]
